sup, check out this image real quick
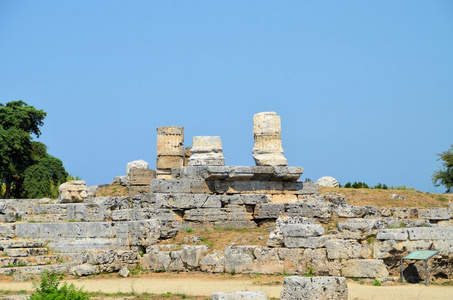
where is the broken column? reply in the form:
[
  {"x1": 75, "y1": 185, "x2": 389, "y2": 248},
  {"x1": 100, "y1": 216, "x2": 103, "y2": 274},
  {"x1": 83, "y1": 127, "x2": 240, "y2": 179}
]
[
  {"x1": 188, "y1": 136, "x2": 225, "y2": 166},
  {"x1": 156, "y1": 126, "x2": 185, "y2": 178},
  {"x1": 252, "y1": 112, "x2": 287, "y2": 166}
]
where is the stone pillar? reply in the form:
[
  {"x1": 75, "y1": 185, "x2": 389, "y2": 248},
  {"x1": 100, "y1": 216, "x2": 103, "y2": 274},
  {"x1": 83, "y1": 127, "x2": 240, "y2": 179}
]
[
  {"x1": 252, "y1": 112, "x2": 287, "y2": 166},
  {"x1": 156, "y1": 126, "x2": 184, "y2": 178},
  {"x1": 188, "y1": 136, "x2": 225, "y2": 166}
]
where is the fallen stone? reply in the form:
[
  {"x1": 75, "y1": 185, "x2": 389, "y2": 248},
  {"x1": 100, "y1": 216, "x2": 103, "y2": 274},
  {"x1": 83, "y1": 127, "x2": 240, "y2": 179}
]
[
  {"x1": 118, "y1": 266, "x2": 130, "y2": 277},
  {"x1": 316, "y1": 176, "x2": 339, "y2": 188},
  {"x1": 280, "y1": 276, "x2": 348, "y2": 300}
]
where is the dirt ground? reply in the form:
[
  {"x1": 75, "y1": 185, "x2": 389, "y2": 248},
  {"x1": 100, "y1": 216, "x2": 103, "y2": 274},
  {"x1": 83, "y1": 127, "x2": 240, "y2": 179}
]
[{"x1": 1, "y1": 273, "x2": 453, "y2": 299}]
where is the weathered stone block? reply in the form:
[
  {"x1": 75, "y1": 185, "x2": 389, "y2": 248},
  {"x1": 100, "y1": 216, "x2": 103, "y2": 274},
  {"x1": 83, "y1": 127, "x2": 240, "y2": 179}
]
[
  {"x1": 281, "y1": 224, "x2": 324, "y2": 237},
  {"x1": 270, "y1": 194, "x2": 298, "y2": 203},
  {"x1": 284, "y1": 203, "x2": 332, "y2": 222},
  {"x1": 181, "y1": 245, "x2": 209, "y2": 268},
  {"x1": 200, "y1": 250, "x2": 225, "y2": 273},
  {"x1": 418, "y1": 208, "x2": 451, "y2": 221},
  {"x1": 188, "y1": 136, "x2": 225, "y2": 166},
  {"x1": 156, "y1": 126, "x2": 184, "y2": 156},
  {"x1": 254, "y1": 203, "x2": 284, "y2": 219},
  {"x1": 252, "y1": 247, "x2": 283, "y2": 274},
  {"x1": 341, "y1": 259, "x2": 389, "y2": 279},
  {"x1": 284, "y1": 236, "x2": 328, "y2": 249},
  {"x1": 59, "y1": 180, "x2": 88, "y2": 203},
  {"x1": 156, "y1": 156, "x2": 184, "y2": 170},
  {"x1": 128, "y1": 169, "x2": 156, "y2": 185},
  {"x1": 376, "y1": 229, "x2": 408, "y2": 241},
  {"x1": 407, "y1": 227, "x2": 453, "y2": 240},
  {"x1": 326, "y1": 239, "x2": 372, "y2": 259},
  {"x1": 280, "y1": 276, "x2": 348, "y2": 300},
  {"x1": 224, "y1": 246, "x2": 256, "y2": 274}
]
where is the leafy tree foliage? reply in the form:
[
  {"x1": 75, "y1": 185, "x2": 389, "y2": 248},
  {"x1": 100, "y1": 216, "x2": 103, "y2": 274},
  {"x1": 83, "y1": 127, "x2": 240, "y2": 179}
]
[
  {"x1": 432, "y1": 145, "x2": 453, "y2": 193},
  {"x1": 30, "y1": 271, "x2": 89, "y2": 300},
  {"x1": 0, "y1": 101, "x2": 68, "y2": 199}
]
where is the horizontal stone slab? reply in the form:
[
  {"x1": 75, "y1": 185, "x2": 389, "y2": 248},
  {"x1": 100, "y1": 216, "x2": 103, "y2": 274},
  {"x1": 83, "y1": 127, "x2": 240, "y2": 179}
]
[
  {"x1": 341, "y1": 259, "x2": 389, "y2": 279},
  {"x1": 376, "y1": 229, "x2": 408, "y2": 241},
  {"x1": 418, "y1": 208, "x2": 452, "y2": 221},
  {"x1": 171, "y1": 166, "x2": 304, "y2": 181},
  {"x1": 284, "y1": 236, "x2": 328, "y2": 249},
  {"x1": 281, "y1": 224, "x2": 324, "y2": 237},
  {"x1": 407, "y1": 227, "x2": 453, "y2": 240}
]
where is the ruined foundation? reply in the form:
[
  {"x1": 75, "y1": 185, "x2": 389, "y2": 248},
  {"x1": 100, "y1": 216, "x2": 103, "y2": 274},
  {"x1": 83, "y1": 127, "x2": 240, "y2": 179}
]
[{"x1": 0, "y1": 112, "x2": 451, "y2": 287}]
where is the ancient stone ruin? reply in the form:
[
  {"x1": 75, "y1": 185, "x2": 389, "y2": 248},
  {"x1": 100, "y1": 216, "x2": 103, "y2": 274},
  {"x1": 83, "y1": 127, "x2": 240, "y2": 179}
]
[{"x1": 0, "y1": 111, "x2": 451, "y2": 294}]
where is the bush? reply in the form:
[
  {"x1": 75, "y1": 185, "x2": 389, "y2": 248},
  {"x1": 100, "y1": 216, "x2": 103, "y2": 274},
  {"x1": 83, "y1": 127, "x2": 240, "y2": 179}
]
[{"x1": 30, "y1": 271, "x2": 89, "y2": 300}]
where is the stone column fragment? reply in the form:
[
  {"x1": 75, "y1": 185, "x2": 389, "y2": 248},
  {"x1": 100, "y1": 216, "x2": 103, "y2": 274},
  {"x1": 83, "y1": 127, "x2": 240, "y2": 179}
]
[
  {"x1": 188, "y1": 136, "x2": 225, "y2": 166},
  {"x1": 252, "y1": 112, "x2": 287, "y2": 166},
  {"x1": 156, "y1": 126, "x2": 184, "y2": 178}
]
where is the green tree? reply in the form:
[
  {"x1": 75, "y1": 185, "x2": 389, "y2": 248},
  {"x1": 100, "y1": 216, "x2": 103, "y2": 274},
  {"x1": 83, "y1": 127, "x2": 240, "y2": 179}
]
[
  {"x1": 0, "y1": 101, "x2": 68, "y2": 199},
  {"x1": 432, "y1": 145, "x2": 453, "y2": 193}
]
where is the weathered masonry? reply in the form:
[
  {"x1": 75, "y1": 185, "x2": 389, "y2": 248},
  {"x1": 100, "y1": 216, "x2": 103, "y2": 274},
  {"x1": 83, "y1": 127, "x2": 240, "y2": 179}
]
[{"x1": 0, "y1": 112, "x2": 451, "y2": 285}]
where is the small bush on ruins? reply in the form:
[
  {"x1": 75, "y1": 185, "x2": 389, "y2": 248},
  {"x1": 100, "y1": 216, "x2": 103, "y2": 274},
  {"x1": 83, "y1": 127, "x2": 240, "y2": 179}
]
[{"x1": 30, "y1": 271, "x2": 89, "y2": 300}]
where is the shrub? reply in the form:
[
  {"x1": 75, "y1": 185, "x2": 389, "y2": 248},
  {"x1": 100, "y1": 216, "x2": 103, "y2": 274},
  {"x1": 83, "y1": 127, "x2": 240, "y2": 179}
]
[
  {"x1": 30, "y1": 271, "x2": 89, "y2": 300},
  {"x1": 372, "y1": 280, "x2": 381, "y2": 286}
]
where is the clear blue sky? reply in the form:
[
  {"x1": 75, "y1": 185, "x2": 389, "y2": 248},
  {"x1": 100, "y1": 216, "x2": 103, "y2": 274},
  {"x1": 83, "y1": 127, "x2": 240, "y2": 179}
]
[{"x1": 1, "y1": 1, "x2": 452, "y2": 192}]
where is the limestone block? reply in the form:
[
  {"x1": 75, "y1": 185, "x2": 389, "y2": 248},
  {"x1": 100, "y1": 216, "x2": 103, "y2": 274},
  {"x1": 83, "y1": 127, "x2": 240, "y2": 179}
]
[
  {"x1": 270, "y1": 194, "x2": 298, "y2": 203},
  {"x1": 59, "y1": 180, "x2": 88, "y2": 203},
  {"x1": 188, "y1": 136, "x2": 225, "y2": 166},
  {"x1": 326, "y1": 239, "x2": 373, "y2": 259},
  {"x1": 127, "y1": 220, "x2": 162, "y2": 247},
  {"x1": 167, "y1": 251, "x2": 185, "y2": 272},
  {"x1": 220, "y1": 194, "x2": 270, "y2": 206},
  {"x1": 254, "y1": 203, "x2": 284, "y2": 219},
  {"x1": 181, "y1": 245, "x2": 209, "y2": 268},
  {"x1": 284, "y1": 236, "x2": 328, "y2": 249},
  {"x1": 69, "y1": 263, "x2": 99, "y2": 276},
  {"x1": 212, "y1": 291, "x2": 268, "y2": 300},
  {"x1": 433, "y1": 240, "x2": 453, "y2": 254},
  {"x1": 376, "y1": 229, "x2": 408, "y2": 241},
  {"x1": 374, "y1": 240, "x2": 406, "y2": 259},
  {"x1": 126, "y1": 159, "x2": 149, "y2": 175},
  {"x1": 184, "y1": 208, "x2": 228, "y2": 222},
  {"x1": 128, "y1": 169, "x2": 156, "y2": 185},
  {"x1": 200, "y1": 250, "x2": 225, "y2": 273},
  {"x1": 280, "y1": 276, "x2": 348, "y2": 300},
  {"x1": 252, "y1": 112, "x2": 287, "y2": 166},
  {"x1": 341, "y1": 259, "x2": 389, "y2": 279},
  {"x1": 336, "y1": 205, "x2": 366, "y2": 218},
  {"x1": 281, "y1": 224, "x2": 324, "y2": 238},
  {"x1": 407, "y1": 227, "x2": 453, "y2": 240},
  {"x1": 118, "y1": 266, "x2": 130, "y2": 277},
  {"x1": 284, "y1": 203, "x2": 332, "y2": 222},
  {"x1": 336, "y1": 219, "x2": 387, "y2": 239},
  {"x1": 156, "y1": 126, "x2": 184, "y2": 156},
  {"x1": 252, "y1": 247, "x2": 283, "y2": 274},
  {"x1": 316, "y1": 176, "x2": 340, "y2": 188},
  {"x1": 224, "y1": 246, "x2": 256, "y2": 274},
  {"x1": 391, "y1": 207, "x2": 418, "y2": 219},
  {"x1": 418, "y1": 208, "x2": 451, "y2": 221},
  {"x1": 272, "y1": 166, "x2": 304, "y2": 181},
  {"x1": 276, "y1": 216, "x2": 316, "y2": 227},
  {"x1": 276, "y1": 248, "x2": 305, "y2": 274},
  {"x1": 164, "y1": 194, "x2": 222, "y2": 209},
  {"x1": 156, "y1": 156, "x2": 184, "y2": 170}
]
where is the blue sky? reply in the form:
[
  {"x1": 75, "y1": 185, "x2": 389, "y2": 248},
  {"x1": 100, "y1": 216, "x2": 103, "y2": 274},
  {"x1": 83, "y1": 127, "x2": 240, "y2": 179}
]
[{"x1": 1, "y1": 1, "x2": 452, "y2": 192}]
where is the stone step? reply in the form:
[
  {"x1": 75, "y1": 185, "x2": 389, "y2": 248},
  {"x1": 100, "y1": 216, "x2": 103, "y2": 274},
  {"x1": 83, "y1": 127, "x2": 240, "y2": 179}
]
[
  {"x1": 49, "y1": 238, "x2": 122, "y2": 253},
  {"x1": 0, "y1": 255, "x2": 59, "y2": 268},
  {"x1": 4, "y1": 247, "x2": 48, "y2": 257},
  {"x1": 0, "y1": 261, "x2": 81, "y2": 276},
  {"x1": 21, "y1": 214, "x2": 66, "y2": 222},
  {"x1": 0, "y1": 240, "x2": 43, "y2": 249}
]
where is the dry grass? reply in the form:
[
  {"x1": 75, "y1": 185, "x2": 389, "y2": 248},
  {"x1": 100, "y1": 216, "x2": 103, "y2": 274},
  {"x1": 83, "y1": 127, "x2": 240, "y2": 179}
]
[
  {"x1": 95, "y1": 183, "x2": 129, "y2": 197},
  {"x1": 320, "y1": 187, "x2": 452, "y2": 208}
]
